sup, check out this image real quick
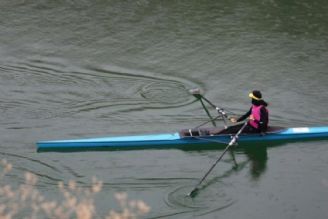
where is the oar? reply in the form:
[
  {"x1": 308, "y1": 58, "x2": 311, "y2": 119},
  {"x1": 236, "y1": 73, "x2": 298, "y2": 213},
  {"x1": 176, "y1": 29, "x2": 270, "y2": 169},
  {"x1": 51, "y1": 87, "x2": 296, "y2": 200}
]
[
  {"x1": 189, "y1": 88, "x2": 229, "y2": 128},
  {"x1": 188, "y1": 121, "x2": 248, "y2": 197},
  {"x1": 190, "y1": 88, "x2": 217, "y2": 127},
  {"x1": 199, "y1": 98, "x2": 217, "y2": 127},
  {"x1": 189, "y1": 88, "x2": 216, "y2": 108}
]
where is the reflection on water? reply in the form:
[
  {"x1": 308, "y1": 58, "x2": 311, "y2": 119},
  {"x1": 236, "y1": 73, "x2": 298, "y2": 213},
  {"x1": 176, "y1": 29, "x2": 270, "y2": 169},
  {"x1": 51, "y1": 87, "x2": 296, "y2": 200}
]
[
  {"x1": 243, "y1": 145, "x2": 268, "y2": 180},
  {"x1": 164, "y1": 144, "x2": 269, "y2": 216}
]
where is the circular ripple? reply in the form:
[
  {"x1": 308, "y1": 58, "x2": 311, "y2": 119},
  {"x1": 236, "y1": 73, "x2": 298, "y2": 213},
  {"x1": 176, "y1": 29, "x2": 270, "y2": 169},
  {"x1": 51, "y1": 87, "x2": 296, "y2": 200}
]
[
  {"x1": 165, "y1": 183, "x2": 235, "y2": 215},
  {"x1": 140, "y1": 81, "x2": 191, "y2": 105},
  {"x1": 0, "y1": 58, "x2": 199, "y2": 123}
]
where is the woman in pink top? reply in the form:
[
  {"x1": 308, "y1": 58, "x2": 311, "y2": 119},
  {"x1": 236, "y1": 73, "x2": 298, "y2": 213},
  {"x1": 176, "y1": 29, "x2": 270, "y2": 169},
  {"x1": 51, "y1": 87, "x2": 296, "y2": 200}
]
[{"x1": 222, "y1": 90, "x2": 269, "y2": 134}]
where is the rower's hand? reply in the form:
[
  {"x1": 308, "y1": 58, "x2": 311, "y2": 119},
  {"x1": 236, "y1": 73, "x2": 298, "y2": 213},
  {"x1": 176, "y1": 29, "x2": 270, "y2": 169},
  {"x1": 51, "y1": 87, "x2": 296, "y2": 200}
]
[
  {"x1": 229, "y1": 117, "x2": 237, "y2": 123},
  {"x1": 249, "y1": 115, "x2": 255, "y2": 121}
]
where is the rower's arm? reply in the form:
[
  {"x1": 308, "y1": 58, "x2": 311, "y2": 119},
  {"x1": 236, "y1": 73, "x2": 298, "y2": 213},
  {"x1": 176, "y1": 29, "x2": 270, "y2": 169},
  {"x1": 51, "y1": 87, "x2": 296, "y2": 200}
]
[{"x1": 237, "y1": 108, "x2": 251, "y2": 122}]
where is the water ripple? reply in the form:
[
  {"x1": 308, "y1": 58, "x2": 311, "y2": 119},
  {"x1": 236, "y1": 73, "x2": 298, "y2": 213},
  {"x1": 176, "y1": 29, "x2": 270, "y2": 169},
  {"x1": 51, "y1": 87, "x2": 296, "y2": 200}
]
[
  {"x1": 140, "y1": 81, "x2": 190, "y2": 105},
  {"x1": 165, "y1": 183, "x2": 235, "y2": 217},
  {"x1": 0, "y1": 58, "x2": 198, "y2": 122},
  {"x1": 0, "y1": 152, "x2": 63, "y2": 186}
]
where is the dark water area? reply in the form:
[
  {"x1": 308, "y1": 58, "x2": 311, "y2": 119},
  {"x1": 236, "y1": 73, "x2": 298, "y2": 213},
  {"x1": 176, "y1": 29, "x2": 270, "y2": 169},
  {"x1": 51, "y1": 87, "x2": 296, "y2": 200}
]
[{"x1": 1, "y1": 0, "x2": 328, "y2": 218}]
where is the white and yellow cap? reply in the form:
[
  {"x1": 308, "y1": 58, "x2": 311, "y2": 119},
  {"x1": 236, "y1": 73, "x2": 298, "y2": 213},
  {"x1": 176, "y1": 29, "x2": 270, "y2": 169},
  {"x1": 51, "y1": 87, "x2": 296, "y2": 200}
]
[{"x1": 248, "y1": 90, "x2": 262, "y2": 101}]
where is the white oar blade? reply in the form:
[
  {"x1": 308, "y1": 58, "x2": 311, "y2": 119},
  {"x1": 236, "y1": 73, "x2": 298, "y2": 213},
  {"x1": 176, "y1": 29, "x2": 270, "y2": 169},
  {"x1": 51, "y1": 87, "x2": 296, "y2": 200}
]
[{"x1": 189, "y1": 88, "x2": 201, "y2": 95}]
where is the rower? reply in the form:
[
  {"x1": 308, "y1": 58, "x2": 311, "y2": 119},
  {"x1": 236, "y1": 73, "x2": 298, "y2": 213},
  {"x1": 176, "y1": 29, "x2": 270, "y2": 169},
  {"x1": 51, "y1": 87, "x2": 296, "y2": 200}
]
[{"x1": 223, "y1": 90, "x2": 269, "y2": 134}]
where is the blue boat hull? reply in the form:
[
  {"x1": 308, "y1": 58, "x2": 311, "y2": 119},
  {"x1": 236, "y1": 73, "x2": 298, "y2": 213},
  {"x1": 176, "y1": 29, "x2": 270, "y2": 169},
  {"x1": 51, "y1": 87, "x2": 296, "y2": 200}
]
[{"x1": 36, "y1": 126, "x2": 328, "y2": 151}]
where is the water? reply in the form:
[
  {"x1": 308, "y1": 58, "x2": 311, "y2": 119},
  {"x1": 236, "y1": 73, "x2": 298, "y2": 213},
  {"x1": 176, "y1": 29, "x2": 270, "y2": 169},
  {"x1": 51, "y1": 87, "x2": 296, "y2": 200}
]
[{"x1": 1, "y1": 0, "x2": 328, "y2": 218}]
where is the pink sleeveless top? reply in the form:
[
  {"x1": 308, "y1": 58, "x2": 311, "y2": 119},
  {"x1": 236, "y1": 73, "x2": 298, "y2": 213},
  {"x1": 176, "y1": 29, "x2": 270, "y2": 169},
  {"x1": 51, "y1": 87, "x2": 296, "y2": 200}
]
[{"x1": 249, "y1": 105, "x2": 268, "y2": 129}]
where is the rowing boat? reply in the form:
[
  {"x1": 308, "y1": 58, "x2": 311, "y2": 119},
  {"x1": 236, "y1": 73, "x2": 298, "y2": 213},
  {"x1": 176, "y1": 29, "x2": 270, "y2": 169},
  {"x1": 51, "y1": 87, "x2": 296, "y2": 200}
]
[
  {"x1": 36, "y1": 126, "x2": 328, "y2": 151},
  {"x1": 36, "y1": 89, "x2": 328, "y2": 152}
]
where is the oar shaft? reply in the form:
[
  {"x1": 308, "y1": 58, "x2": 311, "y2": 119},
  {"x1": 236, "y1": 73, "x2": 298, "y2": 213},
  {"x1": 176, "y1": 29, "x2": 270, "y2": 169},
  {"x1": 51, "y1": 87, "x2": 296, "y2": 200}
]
[
  {"x1": 199, "y1": 95, "x2": 217, "y2": 109},
  {"x1": 201, "y1": 96, "x2": 229, "y2": 127},
  {"x1": 200, "y1": 98, "x2": 217, "y2": 127},
  {"x1": 193, "y1": 93, "x2": 228, "y2": 128},
  {"x1": 193, "y1": 115, "x2": 221, "y2": 129},
  {"x1": 194, "y1": 142, "x2": 232, "y2": 188},
  {"x1": 189, "y1": 121, "x2": 248, "y2": 196}
]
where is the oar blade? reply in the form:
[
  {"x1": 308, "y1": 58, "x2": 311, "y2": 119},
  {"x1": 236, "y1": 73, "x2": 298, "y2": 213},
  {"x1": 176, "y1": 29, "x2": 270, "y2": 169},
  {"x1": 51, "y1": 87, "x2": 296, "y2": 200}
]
[
  {"x1": 188, "y1": 187, "x2": 199, "y2": 198},
  {"x1": 189, "y1": 88, "x2": 202, "y2": 99}
]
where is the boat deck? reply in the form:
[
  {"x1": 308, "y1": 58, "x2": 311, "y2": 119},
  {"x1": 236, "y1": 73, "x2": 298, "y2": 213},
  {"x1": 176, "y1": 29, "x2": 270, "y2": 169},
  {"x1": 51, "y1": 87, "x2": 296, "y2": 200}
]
[{"x1": 179, "y1": 126, "x2": 287, "y2": 137}]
